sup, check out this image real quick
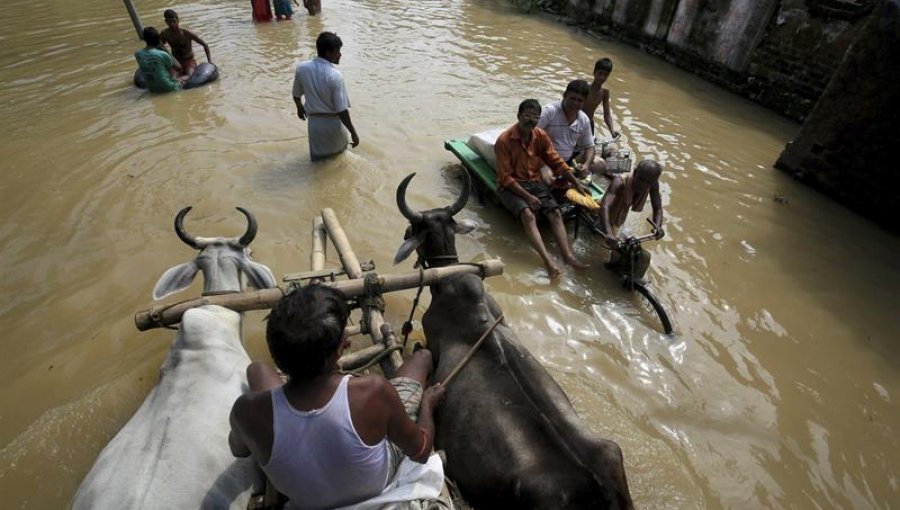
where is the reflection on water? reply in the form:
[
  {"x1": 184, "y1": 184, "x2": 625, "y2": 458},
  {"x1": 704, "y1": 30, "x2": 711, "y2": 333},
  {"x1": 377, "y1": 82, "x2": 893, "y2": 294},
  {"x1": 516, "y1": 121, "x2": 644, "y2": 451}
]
[{"x1": 1, "y1": 0, "x2": 898, "y2": 508}]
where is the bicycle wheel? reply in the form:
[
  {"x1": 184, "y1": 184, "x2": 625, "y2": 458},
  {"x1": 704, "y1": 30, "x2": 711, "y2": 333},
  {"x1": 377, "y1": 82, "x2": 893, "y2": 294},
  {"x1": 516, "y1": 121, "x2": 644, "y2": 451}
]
[{"x1": 633, "y1": 282, "x2": 674, "y2": 335}]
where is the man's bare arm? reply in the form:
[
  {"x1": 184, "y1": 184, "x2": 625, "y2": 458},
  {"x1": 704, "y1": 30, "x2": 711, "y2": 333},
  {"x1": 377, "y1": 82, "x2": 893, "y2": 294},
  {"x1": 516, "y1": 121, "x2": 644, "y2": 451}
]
[
  {"x1": 228, "y1": 402, "x2": 251, "y2": 458},
  {"x1": 650, "y1": 183, "x2": 664, "y2": 239},
  {"x1": 602, "y1": 91, "x2": 618, "y2": 137},
  {"x1": 293, "y1": 95, "x2": 306, "y2": 120},
  {"x1": 338, "y1": 110, "x2": 359, "y2": 147}
]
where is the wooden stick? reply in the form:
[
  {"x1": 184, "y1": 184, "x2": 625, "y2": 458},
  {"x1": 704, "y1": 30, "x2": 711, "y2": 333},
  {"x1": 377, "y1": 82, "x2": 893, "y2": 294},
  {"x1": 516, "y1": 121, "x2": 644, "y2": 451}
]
[
  {"x1": 321, "y1": 208, "x2": 403, "y2": 373},
  {"x1": 311, "y1": 215, "x2": 327, "y2": 272},
  {"x1": 135, "y1": 261, "x2": 503, "y2": 331},
  {"x1": 440, "y1": 314, "x2": 504, "y2": 387},
  {"x1": 321, "y1": 208, "x2": 362, "y2": 279},
  {"x1": 338, "y1": 343, "x2": 385, "y2": 370}
]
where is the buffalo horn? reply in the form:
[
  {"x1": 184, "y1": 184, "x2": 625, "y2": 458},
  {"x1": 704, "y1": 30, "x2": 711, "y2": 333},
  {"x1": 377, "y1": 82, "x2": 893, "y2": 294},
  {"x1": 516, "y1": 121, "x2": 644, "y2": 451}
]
[
  {"x1": 174, "y1": 206, "x2": 201, "y2": 249},
  {"x1": 396, "y1": 173, "x2": 424, "y2": 223},
  {"x1": 446, "y1": 168, "x2": 471, "y2": 216},
  {"x1": 236, "y1": 207, "x2": 258, "y2": 246}
]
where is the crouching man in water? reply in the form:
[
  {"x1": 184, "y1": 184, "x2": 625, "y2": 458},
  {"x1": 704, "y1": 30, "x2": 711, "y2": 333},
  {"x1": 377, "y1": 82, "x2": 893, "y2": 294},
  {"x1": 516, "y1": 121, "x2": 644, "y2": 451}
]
[
  {"x1": 598, "y1": 159, "x2": 665, "y2": 277},
  {"x1": 134, "y1": 27, "x2": 186, "y2": 93},
  {"x1": 229, "y1": 285, "x2": 447, "y2": 509}
]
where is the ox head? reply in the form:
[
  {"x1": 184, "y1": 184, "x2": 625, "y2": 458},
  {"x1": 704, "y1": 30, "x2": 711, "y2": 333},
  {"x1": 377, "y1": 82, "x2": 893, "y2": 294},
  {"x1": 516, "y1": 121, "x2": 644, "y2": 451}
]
[
  {"x1": 394, "y1": 172, "x2": 476, "y2": 267},
  {"x1": 152, "y1": 206, "x2": 277, "y2": 300}
]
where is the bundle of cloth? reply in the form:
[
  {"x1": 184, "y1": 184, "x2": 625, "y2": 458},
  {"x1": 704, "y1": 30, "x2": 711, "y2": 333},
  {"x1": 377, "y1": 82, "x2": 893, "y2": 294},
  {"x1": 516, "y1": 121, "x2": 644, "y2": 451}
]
[{"x1": 314, "y1": 454, "x2": 452, "y2": 510}]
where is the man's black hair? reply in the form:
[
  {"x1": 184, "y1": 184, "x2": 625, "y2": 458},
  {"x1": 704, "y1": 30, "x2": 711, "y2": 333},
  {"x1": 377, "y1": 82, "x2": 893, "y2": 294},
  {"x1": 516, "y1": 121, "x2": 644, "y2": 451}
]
[
  {"x1": 164, "y1": 9, "x2": 178, "y2": 19},
  {"x1": 316, "y1": 31, "x2": 343, "y2": 58},
  {"x1": 143, "y1": 26, "x2": 161, "y2": 47},
  {"x1": 564, "y1": 79, "x2": 590, "y2": 98},
  {"x1": 518, "y1": 98, "x2": 541, "y2": 115},
  {"x1": 266, "y1": 285, "x2": 350, "y2": 381},
  {"x1": 594, "y1": 57, "x2": 613, "y2": 73}
]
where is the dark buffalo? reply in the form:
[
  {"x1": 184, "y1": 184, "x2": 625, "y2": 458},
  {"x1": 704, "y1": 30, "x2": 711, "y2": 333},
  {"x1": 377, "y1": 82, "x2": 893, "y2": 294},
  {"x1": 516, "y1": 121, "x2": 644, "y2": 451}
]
[{"x1": 395, "y1": 172, "x2": 633, "y2": 509}]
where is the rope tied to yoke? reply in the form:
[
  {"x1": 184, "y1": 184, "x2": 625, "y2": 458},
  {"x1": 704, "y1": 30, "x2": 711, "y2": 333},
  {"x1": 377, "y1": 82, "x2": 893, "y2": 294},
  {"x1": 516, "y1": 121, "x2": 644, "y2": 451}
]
[
  {"x1": 400, "y1": 259, "x2": 489, "y2": 347},
  {"x1": 401, "y1": 266, "x2": 426, "y2": 348},
  {"x1": 358, "y1": 272, "x2": 385, "y2": 335},
  {"x1": 340, "y1": 345, "x2": 404, "y2": 377}
]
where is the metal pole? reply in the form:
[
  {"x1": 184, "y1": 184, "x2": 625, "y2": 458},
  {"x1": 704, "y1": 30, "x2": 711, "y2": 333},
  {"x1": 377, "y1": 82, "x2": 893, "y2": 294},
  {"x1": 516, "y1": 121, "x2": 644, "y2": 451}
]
[{"x1": 123, "y1": 0, "x2": 144, "y2": 40}]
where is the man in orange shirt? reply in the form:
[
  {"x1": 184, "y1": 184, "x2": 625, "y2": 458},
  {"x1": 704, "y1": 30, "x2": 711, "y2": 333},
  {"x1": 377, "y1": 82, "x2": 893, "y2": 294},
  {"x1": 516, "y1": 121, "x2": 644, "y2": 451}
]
[{"x1": 495, "y1": 99, "x2": 590, "y2": 279}]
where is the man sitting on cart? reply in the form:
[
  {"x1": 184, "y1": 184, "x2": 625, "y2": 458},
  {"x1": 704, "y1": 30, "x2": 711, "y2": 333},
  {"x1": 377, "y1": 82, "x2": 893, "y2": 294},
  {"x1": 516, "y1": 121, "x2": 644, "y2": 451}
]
[
  {"x1": 598, "y1": 159, "x2": 665, "y2": 277},
  {"x1": 537, "y1": 79, "x2": 606, "y2": 182},
  {"x1": 495, "y1": 98, "x2": 591, "y2": 279}
]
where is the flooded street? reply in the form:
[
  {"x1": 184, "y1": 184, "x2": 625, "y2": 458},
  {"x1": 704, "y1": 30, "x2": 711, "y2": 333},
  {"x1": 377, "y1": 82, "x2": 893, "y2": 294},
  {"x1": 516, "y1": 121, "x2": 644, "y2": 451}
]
[{"x1": 1, "y1": 0, "x2": 898, "y2": 508}]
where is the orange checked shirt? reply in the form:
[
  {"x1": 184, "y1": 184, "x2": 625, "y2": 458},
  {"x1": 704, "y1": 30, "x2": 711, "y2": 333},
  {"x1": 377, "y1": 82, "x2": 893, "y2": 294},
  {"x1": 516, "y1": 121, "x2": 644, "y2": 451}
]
[{"x1": 495, "y1": 123, "x2": 573, "y2": 188}]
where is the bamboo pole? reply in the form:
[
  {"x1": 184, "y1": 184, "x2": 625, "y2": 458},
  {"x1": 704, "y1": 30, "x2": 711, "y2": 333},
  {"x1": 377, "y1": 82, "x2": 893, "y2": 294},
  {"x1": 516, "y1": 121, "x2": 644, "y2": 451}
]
[
  {"x1": 338, "y1": 344, "x2": 385, "y2": 371},
  {"x1": 321, "y1": 209, "x2": 362, "y2": 278},
  {"x1": 136, "y1": 260, "x2": 503, "y2": 331},
  {"x1": 320, "y1": 208, "x2": 402, "y2": 374},
  {"x1": 123, "y1": 0, "x2": 144, "y2": 40},
  {"x1": 311, "y1": 215, "x2": 326, "y2": 272}
]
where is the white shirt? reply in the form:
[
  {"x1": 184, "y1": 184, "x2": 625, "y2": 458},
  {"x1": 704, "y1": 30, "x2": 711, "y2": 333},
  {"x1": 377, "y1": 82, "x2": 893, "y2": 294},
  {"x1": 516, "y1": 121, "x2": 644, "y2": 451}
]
[
  {"x1": 537, "y1": 100, "x2": 594, "y2": 160},
  {"x1": 292, "y1": 57, "x2": 351, "y2": 115}
]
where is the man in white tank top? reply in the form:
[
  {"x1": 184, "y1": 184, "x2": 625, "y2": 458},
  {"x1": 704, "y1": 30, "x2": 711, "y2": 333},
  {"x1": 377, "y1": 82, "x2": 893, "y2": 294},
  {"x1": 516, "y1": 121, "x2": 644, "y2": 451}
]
[{"x1": 228, "y1": 285, "x2": 446, "y2": 510}]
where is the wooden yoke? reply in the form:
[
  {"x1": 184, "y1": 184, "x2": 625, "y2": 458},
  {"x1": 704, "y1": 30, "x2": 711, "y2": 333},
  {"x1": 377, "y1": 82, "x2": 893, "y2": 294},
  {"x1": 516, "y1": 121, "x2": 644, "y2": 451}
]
[{"x1": 320, "y1": 208, "x2": 402, "y2": 376}]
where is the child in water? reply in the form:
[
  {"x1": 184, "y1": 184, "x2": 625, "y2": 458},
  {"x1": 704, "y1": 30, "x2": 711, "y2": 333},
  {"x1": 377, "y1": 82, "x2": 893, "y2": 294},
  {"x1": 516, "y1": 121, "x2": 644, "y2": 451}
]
[
  {"x1": 303, "y1": 0, "x2": 322, "y2": 15},
  {"x1": 274, "y1": 0, "x2": 300, "y2": 20},
  {"x1": 160, "y1": 10, "x2": 212, "y2": 77}
]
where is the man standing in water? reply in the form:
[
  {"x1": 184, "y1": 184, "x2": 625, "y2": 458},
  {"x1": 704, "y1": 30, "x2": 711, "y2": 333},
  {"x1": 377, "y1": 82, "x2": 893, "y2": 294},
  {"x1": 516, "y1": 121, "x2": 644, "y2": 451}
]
[
  {"x1": 134, "y1": 27, "x2": 185, "y2": 93},
  {"x1": 292, "y1": 31, "x2": 360, "y2": 161},
  {"x1": 495, "y1": 99, "x2": 590, "y2": 279},
  {"x1": 598, "y1": 159, "x2": 665, "y2": 273}
]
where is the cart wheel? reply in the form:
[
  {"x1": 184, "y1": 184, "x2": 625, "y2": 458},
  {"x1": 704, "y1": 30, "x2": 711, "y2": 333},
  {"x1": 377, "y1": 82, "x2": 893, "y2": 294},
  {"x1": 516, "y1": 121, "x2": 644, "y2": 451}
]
[{"x1": 633, "y1": 282, "x2": 674, "y2": 335}]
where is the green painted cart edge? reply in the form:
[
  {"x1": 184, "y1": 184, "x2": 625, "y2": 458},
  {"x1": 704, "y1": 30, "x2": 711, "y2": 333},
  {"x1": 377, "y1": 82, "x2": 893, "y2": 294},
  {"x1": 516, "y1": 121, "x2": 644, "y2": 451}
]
[{"x1": 443, "y1": 138, "x2": 605, "y2": 201}]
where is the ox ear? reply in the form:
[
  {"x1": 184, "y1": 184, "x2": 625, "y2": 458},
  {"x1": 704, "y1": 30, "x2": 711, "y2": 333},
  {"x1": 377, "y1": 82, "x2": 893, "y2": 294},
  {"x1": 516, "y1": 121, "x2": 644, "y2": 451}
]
[
  {"x1": 153, "y1": 261, "x2": 199, "y2": 300},
  {"x1": 237, "y1": 259, "x2": 277, "y2": 290},
  {"x1": 394, "y1": 232, "x2": 426, "y2": 265},
  {"x1": 455, "y1": 219, "x2": 477, "y2": 234}
]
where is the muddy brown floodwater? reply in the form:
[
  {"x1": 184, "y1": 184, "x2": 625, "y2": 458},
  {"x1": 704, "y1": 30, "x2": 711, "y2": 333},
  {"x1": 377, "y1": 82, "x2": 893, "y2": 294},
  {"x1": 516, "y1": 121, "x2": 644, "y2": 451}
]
[{"x1": 1, "y1": 0, "x2": 898, "y2": 508}]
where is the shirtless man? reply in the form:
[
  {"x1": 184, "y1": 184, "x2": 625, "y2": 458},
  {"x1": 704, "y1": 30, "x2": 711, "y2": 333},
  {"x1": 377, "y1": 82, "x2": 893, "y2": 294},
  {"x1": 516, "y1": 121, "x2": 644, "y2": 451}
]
[
  {"x1": 160, "y1": 9, "x2": 212, "y2": 77},
  {"x1": 229, "y1": 285, "x2": 446, "y2": 509},
  {"x1": 598, "y1": 159, "x2": 665, "y2": 273},
  {"x1": 583, "y1": 58, "x2": 619, "y2": 139},
  {"x1": 496, "y1": 98, "x2": 590, "y2": 279}
]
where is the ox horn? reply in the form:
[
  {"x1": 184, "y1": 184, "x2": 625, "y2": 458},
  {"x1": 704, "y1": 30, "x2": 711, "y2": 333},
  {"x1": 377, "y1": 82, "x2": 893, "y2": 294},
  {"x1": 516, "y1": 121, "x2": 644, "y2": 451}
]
[
  {"x1": 446, "y1": 168, "x2": 471, "y2": 216},
  {"x1": 236, "y1": 206, "x2": 258, "y2": 246},
  {"x1": 396, "y1": 173, "x2": 424, "y2": 223},
  {"x1": 174, "y1": 206, "x2": 201, "y2": 249}
]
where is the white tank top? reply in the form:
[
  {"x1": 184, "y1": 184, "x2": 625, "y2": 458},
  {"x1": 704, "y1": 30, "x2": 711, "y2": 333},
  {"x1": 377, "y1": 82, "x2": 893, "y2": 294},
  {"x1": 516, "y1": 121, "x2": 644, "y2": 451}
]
[{"x1": 262, "y1": 375, "x2": 392, "y2": 510}]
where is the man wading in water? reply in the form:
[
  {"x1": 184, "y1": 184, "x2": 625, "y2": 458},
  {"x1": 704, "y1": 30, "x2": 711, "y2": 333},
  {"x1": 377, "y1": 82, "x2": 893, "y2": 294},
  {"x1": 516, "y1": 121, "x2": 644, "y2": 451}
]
[{"x1": 292, "y1": 31, "x2": 360, "y2": 161}]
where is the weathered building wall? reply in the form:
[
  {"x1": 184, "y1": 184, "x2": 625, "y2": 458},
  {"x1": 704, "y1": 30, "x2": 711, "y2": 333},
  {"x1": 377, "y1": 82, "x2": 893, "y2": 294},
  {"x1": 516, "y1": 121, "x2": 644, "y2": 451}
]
[
  {"x1": 542, "y1": 0, "x2": 877, "y2": 121},
  {"x1": 775, "y1": 0, "x2": 900, "y2": 235}
]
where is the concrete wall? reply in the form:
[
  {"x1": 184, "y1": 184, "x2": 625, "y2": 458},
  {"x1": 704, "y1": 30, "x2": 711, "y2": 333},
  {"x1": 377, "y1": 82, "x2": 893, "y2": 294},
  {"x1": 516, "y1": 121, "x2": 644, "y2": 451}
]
[
  {"x1": 542, "y1": 0, "x2": 877, "y2": 121},
  {"x1": 775, "y1": 0, "x2": 900, "y2": 235}
]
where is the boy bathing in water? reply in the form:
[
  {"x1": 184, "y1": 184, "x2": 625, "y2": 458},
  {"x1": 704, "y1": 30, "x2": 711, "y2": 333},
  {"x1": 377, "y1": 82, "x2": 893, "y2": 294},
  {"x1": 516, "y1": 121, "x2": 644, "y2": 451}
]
[
  {"x1": 584, "y1": 58, "x2": 619, "y2": 139},
  {"x1": 160, "y1": 9, "x2": 212, "y2": 77}
]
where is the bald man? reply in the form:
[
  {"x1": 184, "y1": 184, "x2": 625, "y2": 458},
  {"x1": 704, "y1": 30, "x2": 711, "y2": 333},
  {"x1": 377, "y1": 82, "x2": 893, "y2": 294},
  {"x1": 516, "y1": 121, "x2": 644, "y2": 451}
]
[{"x1": 598, "y1": 160, "x2": 665, "y2": 273}]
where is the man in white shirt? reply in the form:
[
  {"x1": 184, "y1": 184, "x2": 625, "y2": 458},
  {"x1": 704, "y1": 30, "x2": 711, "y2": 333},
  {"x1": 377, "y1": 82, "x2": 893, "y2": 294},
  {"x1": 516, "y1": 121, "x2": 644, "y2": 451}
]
[
  {"x1": 538, "y1": 79, "x2": 606, "y2": 181},
  {"x1": 292, "y1": 31, "x2": 360, "y2": 161}
]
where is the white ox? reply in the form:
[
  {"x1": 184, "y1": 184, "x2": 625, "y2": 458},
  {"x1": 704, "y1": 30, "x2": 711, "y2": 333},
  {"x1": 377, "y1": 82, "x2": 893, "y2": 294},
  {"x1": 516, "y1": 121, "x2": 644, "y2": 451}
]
[{"x1": 72, "y1": 207, "x2": 277, "y2": 510}]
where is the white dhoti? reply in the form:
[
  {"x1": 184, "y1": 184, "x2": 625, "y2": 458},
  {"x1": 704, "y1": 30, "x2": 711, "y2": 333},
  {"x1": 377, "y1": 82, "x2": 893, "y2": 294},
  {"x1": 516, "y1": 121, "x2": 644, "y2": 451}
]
[{"x1": 308, "y1": 115, "x2": 348, "y2": 161}]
